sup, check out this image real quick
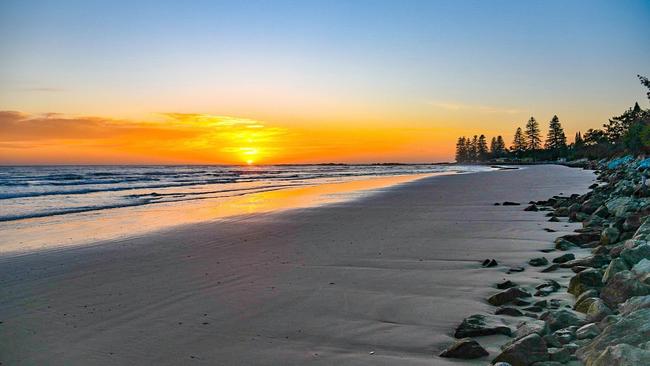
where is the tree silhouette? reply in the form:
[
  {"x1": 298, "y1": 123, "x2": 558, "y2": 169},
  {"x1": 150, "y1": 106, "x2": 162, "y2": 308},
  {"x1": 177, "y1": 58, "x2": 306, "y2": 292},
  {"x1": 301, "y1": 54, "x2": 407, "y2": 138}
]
[
  {"x1": 511, "y1": 127, "x2": 527, "y2": 153},
  {"x1": 545, "y1": 115, "x2": 567, "y2": 157},
  {"x1": 525, "y1": 117, "x2": 542, "y2": 150}
]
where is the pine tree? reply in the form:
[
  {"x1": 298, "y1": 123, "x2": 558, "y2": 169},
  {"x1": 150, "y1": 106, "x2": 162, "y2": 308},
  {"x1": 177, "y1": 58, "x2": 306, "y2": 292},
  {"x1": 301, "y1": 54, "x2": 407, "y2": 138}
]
[
  {"x1": 574, "y1": 132, "x2": 583, "y2": 146},
  {"x1": 470, "y1": 135, "x2": 479, "y2": 161},
  {"x1": 496, "y1": 136, "x2": 506, "y2": 156},
  {"x1": 545, "y1": 115, "x2": 567, "y2": 154},
  {"x1": 455, "y1": 137, "x2": 468, "y2": 162},
  {"x1": 525, "y1": 117, "x2": 542, "y2": 150},
  {"x1": 490, "y1": 137, "x2": 497, "y2": 157},
  {"x1": 477, "y1": 134, "x2": 489, "y2": 161},
  {"x1": 512, "y1": 127, "x2": 526, "y2": 152}
]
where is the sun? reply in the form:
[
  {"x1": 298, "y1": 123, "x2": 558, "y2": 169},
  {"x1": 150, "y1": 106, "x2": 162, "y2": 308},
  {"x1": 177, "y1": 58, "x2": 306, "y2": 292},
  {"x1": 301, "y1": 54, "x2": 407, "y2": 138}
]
[{"x1": 246, "y1": 159, "x2": 254, "y2": 165}]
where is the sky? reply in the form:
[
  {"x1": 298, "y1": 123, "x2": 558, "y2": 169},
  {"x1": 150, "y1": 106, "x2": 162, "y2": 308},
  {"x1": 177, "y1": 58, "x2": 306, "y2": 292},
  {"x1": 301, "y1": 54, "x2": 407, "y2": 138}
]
[{"x1": 1, "y1": 0, "x2": 649, "y2": 164}]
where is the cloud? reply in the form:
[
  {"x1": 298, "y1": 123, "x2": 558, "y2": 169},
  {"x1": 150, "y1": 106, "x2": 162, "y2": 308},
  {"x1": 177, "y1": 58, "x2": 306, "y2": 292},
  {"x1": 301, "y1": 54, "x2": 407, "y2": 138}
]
[
  {"x1": 18, "y1": 87, "x2": 64, "y2": 92},
  {"x1": 0, "y1": 111, "x2": 288, "y2": 163},
  {"x1": 427, "y1": 101, "x2": 521, "y2": 115}
]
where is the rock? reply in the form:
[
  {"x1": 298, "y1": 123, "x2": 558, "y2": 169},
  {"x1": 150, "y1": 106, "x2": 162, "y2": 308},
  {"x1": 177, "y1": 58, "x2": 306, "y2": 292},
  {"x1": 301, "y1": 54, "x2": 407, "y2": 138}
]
[
  {"x1": 552, "y1": 253, "x2": 575, "y2": 264},
  {"x1": 576, "y1": 308, "x2": 650, "y2": 363},
  {"x1": 560, "y1": 254, "x2": 610, "y2": 269},
  {"x1": 524, "y1": 204, "x2": 539, "y2": 211},
  {"x1": 619, "y1": 243, "x2": 650, "y2": 267},
  {"x1": 503, "y1": 201, "x2": 521, "y2": 206},
  {"x1": 482, "y1": 258, "x2": 499, "y2": 267},
  {"x1": 507, "y1": 266, "x2": 525, "y2": 274},
  {"x1": 553, "y1": 328, "x2": 575, "y2": 344},
  {"x1": 487, "y1": 287, "x2": 531, "y2": 306},
  {"x1": 494, "y1": 202, "x2": 501, "y2": 206},
  {"x1": 536, "y1": 279, "x2": 560, "y2": 291},
  {"x1": 618, "y1": 294, "x2": 650, "y2": 316},
  {"x1": 633, "y1": 217, "x2": 650, "y2": 241},
  {"x1": 601, "y1": 227, "x2": 620, "y2": 245},
  {"x1": 548, "y1": 347, "x2": 571, "y2": 363},
  {"x1": 493, "y1": 363, "x2": 513, "y2": 366},
  {"x1": 540, "y1": 309, "x2": 586, "y2": 332},
  {"x1": 604, "y1": 196, "x2": 634, "y2": 217},
  {"x1": 454, "y1": 314, "x2": 512, "y2": 338},
  {"x1": 558, "y1": 233, "x2": 601, "y2": 246},
  {"x1": 631, "y1": 258, "x2": 650, "y2": 279},
  {"x1": 541, "y1": 264, "x2": 559, "y2": 273},
  {"x1": 600, "y1": 270, "x2": 650, "y2": 308},
  {"x1": 590, "y1": 343, "x2": 650, "y2": 366},
  {"x1": 554, "y1": 238, "x2": 575, "y2": 251},
  {"x1": 496, "y1": 280, "x2": 518, "y2": 289},
  {"x1": 568, "y1": 268, "x2": 604, "y2": 296},
  {"x1": 574, "y1": 289, "x2": 599, "y2": 312},
  {"x1": 543, "y1": 228, "x2": 556, "y2": 232},
  {"x1": 575, "y1": 297, "x2": 598, "y2": 313},
  {"x1": 439, "y1": 338, "x2": 489, "y2": 359},
  {"x1": 523, "y1": 306, "x2": 543, "y2": 313},
  {"x1": 548, "y1": 216, "x2": 560, "y2": 222},
  {"x1": 623, "y1": 213, "x2": 644, "y2": 232},
  {"x1": 571, "y1": 266, "x2": 589, "y2": 274},
  {"x1": 496, "y1": 307, "x2": 524, "y2": 317},
  {"x1": 602, "y1": 258, "x2": 628, "y2": 284},
  {"x1": 514, "y1": 320, "x2": 548, "y2": 339},
  {"x1": 492, "y1": 334, "x2": 548, "y2": 366},
  {"x1": 543, "y1": 334, "x2": 562, "y2": 348},
  {"x1": 529, "y1": 257, "x2": 549, "y2": 266},
  {"x1": 576, "y1": 323, "x2": 600, "y2": 339},
  {"x1": 586, "y1": 298, "x2": 612, "y2": 322}
]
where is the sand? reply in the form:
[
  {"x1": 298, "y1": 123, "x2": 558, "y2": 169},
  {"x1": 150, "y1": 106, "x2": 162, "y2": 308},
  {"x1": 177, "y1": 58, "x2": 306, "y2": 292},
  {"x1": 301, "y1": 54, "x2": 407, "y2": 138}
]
[{"x1": 0, "y1": 165, "x2": 596, "y2": 365}]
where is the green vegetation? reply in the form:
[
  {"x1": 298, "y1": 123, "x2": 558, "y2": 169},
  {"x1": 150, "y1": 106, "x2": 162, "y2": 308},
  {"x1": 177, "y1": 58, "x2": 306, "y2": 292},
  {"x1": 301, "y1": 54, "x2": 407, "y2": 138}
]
[{"x1": 455, "y1": 75, "x2": 650, "y2": 163}]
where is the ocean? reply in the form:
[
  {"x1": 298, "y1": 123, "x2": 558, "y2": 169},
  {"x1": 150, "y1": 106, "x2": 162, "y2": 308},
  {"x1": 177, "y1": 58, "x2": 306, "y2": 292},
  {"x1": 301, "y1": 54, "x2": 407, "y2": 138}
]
[{"x1": 0, "y1": 164, "x2": 490, "y2": 222}]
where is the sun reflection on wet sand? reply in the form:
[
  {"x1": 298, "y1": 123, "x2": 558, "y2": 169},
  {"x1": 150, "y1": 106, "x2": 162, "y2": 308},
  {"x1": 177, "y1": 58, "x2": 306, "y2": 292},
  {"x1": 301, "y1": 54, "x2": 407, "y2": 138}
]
[{"x1": 0, "y1": 173, "x2": 452, "y2": 255}]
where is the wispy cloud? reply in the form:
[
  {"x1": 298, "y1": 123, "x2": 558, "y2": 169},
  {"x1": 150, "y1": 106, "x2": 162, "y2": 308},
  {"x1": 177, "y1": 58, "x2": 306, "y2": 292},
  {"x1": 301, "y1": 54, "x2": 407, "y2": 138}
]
[
  {"x1": 427, "y1": 101, "x2": 521, "y2": 115},
  {"x1": 18, "y1": 87, "x2": 64, "y2": 92}
]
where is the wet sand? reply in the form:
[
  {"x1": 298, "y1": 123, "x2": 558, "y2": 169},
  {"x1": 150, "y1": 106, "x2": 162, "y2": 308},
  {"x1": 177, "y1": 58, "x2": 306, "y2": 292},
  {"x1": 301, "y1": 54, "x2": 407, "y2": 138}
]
[{"x1": 0, "y1": 165, "x2": 595, "y2": 365}]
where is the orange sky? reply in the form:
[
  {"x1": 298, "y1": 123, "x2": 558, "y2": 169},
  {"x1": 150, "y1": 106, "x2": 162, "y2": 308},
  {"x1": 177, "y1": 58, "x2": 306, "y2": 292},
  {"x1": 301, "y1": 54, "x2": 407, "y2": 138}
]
[{"x1": 0, "y1": 111, "x2": 463, "y2": 164}]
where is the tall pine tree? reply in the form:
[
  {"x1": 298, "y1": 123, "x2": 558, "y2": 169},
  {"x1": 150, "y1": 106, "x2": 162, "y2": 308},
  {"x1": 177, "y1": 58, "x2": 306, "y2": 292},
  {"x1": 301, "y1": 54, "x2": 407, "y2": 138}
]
[
  {"x1": 477, "y1": 135, "x2": 489, "y2": 161},
  {"x1": 545, "y1": 115, "x2": 567, "y2": 155},
  {"x1": 512, "y1": 127, "x2": 526, "y2": 152},
  {"x1": 525, "y1": 117, "x2": 542, "y2": 150}
]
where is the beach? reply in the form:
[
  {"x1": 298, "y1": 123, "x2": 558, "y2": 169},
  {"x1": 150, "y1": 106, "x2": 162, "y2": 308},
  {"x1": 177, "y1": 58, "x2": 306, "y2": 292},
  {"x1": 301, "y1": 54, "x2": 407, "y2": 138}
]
[{"x1": 0, "y1": 165, "x2": 595, "y2": 365}]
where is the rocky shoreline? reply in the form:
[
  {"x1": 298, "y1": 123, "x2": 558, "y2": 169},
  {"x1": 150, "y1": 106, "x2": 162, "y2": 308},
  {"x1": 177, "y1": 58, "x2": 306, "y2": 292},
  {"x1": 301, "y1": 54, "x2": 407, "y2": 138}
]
[{"x1": 440, "y1": 158, "x2": 650, "y2": 366}]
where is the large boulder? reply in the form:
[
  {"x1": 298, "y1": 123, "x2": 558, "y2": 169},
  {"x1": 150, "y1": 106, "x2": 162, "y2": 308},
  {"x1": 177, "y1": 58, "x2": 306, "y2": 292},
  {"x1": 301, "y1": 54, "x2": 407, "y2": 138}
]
[
  {"x1": 514, "y1": 320, "x2": 548, "y2": 339},
  {"x1": 586, "y1": 298, "x2": 612, "y2": 322},
  {"x1": 633, "y1": 217, "x2": 650, "y2": 241},
  {"x1": 568, "y1": 268, "x2": 604, "y2": 296},
  {"x1": 601, "y1": 227, "x2": 620, "y2": 245},
  {"x1": 557, "y1": 233, "x2": 600, "y2": 246},
  {"x1": 540, "y1": 309, "x2": 586, "y2": 332},
  {"x1": 604, "y1": 196, "x2": 634, "y2": 218},
  {"x1": 600, "y1": 270, "x2": 650, "y2": 308},
  {"x1": 487, "y1": 287, "x2": 531, "y2": 306},
  {"x1": 492, "y1": 334, "x2": 548, "y2": 366},
  {"x1": 576, "y1": 308, "x2": 650, "y2": 363},
  {"x1": 618, "y1": 295, "x2": 650, "y2": 316},
  {"x1": 619, "y1": 243, "x2": 650, "y2": 268},
  {"x1": 602, "y1": 258, "x2": 629, "y2": 284},
  {"x1": 439, "y1": 338, "x2": 489, "y2": 359},
  {"x1": 591, "y1": 343, "x2": 650, "y2": 366},
  {"x1": 454, "y1": 314, "x2": 512, "y2": 338}
]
